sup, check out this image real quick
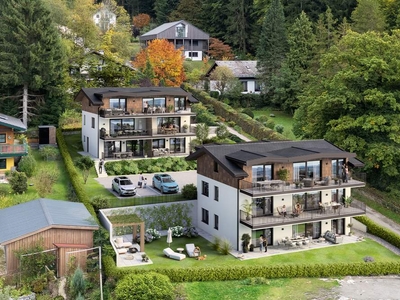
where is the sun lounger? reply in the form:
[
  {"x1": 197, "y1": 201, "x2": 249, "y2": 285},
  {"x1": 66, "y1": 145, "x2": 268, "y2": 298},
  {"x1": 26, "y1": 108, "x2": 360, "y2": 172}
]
[
  {"x1": 163, "y1": 247, "x2": 186, "y2": 261},
  {"x1": 185, "y1": 243, "x2": 200, "y2": 257}
]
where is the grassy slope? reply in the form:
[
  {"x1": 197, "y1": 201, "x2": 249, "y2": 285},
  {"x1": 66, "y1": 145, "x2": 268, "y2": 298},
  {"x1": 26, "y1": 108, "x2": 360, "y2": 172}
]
[{"x1": 253, "y1": 108, "x2": 296, "y2": 140}]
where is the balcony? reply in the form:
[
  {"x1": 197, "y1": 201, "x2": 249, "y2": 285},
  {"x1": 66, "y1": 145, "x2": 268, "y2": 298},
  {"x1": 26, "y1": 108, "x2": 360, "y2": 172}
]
[
  {"x1": 240, "y1": 199, "x2": 366, "y2": 229},
  {"x1": 100, "y1": 128, "x2": 150, "y2": 140},
  {"x1": 99, "y1": 108, "x2": 194, "y2": 118},
  {"x1": 240, "y1": 177, "x2": 366, "y2": 197},
  {"x1": 0, "y1": 144, "x2": 28, "y2": 157}
]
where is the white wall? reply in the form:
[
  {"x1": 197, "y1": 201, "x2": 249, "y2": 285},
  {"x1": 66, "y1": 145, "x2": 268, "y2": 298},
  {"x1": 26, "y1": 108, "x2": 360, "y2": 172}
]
[
  {"x1": 197, "y1": 174, "x2": 239, "y2": 250},
  {"x1": 82, "y1": 111, "x2": 99, "y2": 158},
  {"x1": 184, "y1": 51, "x2": 203, "y2": 61}
]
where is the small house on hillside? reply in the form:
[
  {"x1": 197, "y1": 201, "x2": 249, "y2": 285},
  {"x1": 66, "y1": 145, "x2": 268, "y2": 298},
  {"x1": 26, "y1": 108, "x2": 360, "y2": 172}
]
[
  {"x1": 139, "y1": 20, "x2": 209, "y2": 61},
  {"x1": 0, "y1": 113, "x2": 27, "y2": 173},
  {"x1": 93, "y1": 5, "x2": 116, "y2": 32},
  {"x1": 0, "y1": 199, "x2": 98, "y2": 277},
  {"x1": 206, "y1": 61, "x2": 261, "y2": 94}
]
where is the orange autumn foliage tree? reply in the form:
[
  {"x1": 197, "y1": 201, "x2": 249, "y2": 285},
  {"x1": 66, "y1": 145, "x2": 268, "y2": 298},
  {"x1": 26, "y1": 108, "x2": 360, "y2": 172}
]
[
  {"x1": 133, "y1": 14, "x2": 150, "y2": 29},
  {"x1": 133, "y1": 39, "x2": 185, "y2": 87}
]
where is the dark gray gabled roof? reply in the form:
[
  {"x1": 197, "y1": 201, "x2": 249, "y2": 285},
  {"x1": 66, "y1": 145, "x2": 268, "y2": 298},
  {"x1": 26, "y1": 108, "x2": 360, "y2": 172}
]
[
  {"x1": 0, "y1": 114, "x2": 26, "y2": 131},
  {"x1": 75, "y1": 87, "x2": 199, "y2": 106},
  {"x1": 186, "y1": 140, "x2": 361, "y2": 178},
  {"x1": 140, "y1": 20, "x2": 209, "y2": 40},
  {"x1": 205, "y1": 61, "x2": 259, "y2": 79},
  {"x1": 0, "y1": 199, "x2": 98, "y2": 245}
]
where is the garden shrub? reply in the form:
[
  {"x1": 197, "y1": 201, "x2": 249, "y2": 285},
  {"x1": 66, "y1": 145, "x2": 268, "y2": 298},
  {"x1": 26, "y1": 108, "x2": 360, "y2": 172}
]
[
  {"x1": 170, "y1": 225, "x2": 184, "y2": 237},
  {"x1": 17, "y1": 153, "x2": 37, "y2": 177},
  {"x1": 182, "y1": 226, "x2": 199, "y2": 238},
  {"x1": 256, "y1": 115, "x2": 269, "y2": 123},
  {"x1": 265, "y1": 119, "x2": 275, "y2": 129},
  {"x1": 275, "y1": 124, "x2": 284, "y2": 134},
  {"x1": 115, "y1": 272, "x2": 174, "y2": 300},
  {"x1": 219, "y1": 238, "x2": 233, "y2": 255},
  {"x1": 69, "y1": 267, "x2": 86, "y2": 299},
  {"x1": 39, "y1": 146, "x2": 60, "y2": 161},
  {"x1": 242, "y1": 108, "x2": 254, "y2": 119},
  {"x1": 211, "y1": 236, "x2": 222, "y2": 252},
  {"x1": 181, "y1": 183, "x2": 197, "y2": 200},
  {"x1": 90, "y1": 195, "x2": 111, "y2": 212},
  {"x1": 146, "y1": 228, "x2": 161, "y2": 240},
  {"x1": 8, "y1": 171, "x2": 28, "y2": 194},
  {"x1": 33, "y1": 167, "x2": 60, "y2": 197},
  {"x1": 209, "y1": 91, "x2": 220, "y2": 98}
]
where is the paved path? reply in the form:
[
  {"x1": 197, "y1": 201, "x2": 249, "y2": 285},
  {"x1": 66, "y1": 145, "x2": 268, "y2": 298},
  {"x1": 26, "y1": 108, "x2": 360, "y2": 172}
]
[{"x1": 225, "y1": 126, "x2": 252, "y2": 142}]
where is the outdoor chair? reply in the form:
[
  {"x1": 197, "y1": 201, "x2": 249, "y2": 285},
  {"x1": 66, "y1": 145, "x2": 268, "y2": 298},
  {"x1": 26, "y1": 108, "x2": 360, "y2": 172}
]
[{"x1": 163, "y1": 247, "x2": 186, "y2": 261}]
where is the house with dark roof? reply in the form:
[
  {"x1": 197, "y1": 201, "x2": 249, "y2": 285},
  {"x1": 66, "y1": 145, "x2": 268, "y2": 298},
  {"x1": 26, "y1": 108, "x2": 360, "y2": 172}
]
[
  {"x1": 0, "y1": 113, "x2": 28, "y2": 173},
  {"x1": 139, "y1": 20, "x2": 209, "y2": 61},
  {"x1": 205, "y1": 61, "x2": 261, "y2": 94},
  {"x1": 75, "y1": 87, "x2": 199, "y2": 159},
  {"x1": 186, "y1": 140, "x2": 366, "y2": 251},
  {"x1": 0, "y1": 199, "x2": 98, "y2": 277}
]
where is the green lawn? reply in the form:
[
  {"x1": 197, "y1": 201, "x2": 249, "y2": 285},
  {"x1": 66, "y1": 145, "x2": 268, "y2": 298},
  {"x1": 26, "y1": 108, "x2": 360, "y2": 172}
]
[
  {"x1": 253, "y1": 108, "x2": 296, "y2": 140},
  {"x1": 180, "y1": 277, "x2": 338, "y2": 300},
  {"x1": 131, "y1": 236, "x2": 399, "y2": 271}
]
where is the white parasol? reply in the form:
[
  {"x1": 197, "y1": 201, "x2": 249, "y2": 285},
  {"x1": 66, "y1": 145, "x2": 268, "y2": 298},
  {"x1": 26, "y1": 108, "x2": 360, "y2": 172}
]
[{"x1": 167, "y1": 228, "x2": 173, "y2": 247}]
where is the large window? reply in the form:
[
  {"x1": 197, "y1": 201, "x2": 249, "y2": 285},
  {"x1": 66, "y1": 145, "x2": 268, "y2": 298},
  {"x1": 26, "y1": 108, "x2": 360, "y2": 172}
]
[
  {"x1": 252, "y1": 164, "x2": 272, "y2": 182},
  {"x1": 293, "y1": 191, "x2": 320, "y2": 211},
  {"x1": 174, "y1": 97, "x2": 186, "y2": 111},
  {"x1": 110, "y1": 98, "x2": 126, "y2": 109},
  {"x1": 110, "y1": 119, "x2": 135, "y2": 135},
  {"x1": 157, "y1": 117, "x2": 180, "y2": 129},
  {"x1": 176, "y1": 24, "x2": 186, "y2": 38},
  {"x1": 202, "y1": 181, "x2": 209, "y2": 197},
  {"x1": 332, "y1": 159, "x2": 345, "y2": 178},
  {"x1": 255, "y1": 197, "x2": 272, "y2": 216},
  {"x1": 202, "y1": 208, "x2": 209, "y2": 224},
  {"x1": 170, "y1": 138, "x2": 185, "y2": 153},
  {"x1": 293, "y1": 161, "x2": 321, "y2": 181},
  {"x1": 143, "y1": 97, "x2": 166, "y2": 110},
  {"x1": 0, "y1": 159, "x2": 6, "y2": 169},
  {"x1": 332, "y1": 188, "x2": 345, "y2": 203},
  {"x1": 0, "y1": 134, "x2": 5, "y2": 143},
  {"x1": 242, "y1": 81, "x2": 248, "y2": 92},
  {"x1": 152, "y1": 139, "x2": 166, "y2": 149}
]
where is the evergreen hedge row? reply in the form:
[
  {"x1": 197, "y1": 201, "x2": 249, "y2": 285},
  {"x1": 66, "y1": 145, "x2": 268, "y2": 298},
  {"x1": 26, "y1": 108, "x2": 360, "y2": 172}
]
[
  {"x1": 355, "y1": 216, "x2": 400, "y2": 249},
  {"x1": 184, "y1": 85, "x2": 286, "y2": 141},
  {"x1": 56, "y1": 128, "x2": 97, "y2": 219},
  {"x1": 102, "y1": 254, "x2": 400, "y2": 282}
]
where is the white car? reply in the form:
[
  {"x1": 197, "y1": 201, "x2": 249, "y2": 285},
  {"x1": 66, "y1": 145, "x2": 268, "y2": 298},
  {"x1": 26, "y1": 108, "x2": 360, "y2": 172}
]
[{"x1": 112, "y1": 176, "x2": 137, "y2": 196}]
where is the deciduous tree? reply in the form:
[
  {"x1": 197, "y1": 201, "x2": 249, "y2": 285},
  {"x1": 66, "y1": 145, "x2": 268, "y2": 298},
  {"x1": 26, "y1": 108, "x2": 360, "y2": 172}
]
[
  {"x1": 209, "y1": 66, "x2": 241, "y2": 96},
  {"x1": 208, "y1": 38, "x2": 235, "y2": 60},
  {"x1": 133, "y1": 39, "x2": 185, "y2": 86},
  {"x1": 294, "y1": 30, "x2": 400, "y2": 189}
]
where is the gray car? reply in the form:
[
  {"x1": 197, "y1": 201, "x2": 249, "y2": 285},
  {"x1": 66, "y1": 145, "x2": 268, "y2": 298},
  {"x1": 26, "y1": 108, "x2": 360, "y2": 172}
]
[{"x1": 112, "y1": 176, "x2": 137, "y2": 196}]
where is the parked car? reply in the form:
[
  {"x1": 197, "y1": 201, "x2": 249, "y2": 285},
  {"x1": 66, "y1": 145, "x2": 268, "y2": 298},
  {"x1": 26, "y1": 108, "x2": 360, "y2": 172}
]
[
  {"x1": 152, "y1": 173, "x2": 179, "y2": 194},
  {"x1": 112, "y1": 176, "x2": 137, "y2": 196}
]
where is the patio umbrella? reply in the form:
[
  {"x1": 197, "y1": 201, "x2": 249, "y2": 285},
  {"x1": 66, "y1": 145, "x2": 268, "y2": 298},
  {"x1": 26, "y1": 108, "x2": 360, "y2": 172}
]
[{"x1": 167, "y1": 228, "x2": 173, "y2": 247}]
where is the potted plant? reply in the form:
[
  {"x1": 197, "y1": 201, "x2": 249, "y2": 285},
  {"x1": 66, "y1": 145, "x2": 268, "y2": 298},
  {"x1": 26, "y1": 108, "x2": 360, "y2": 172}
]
[
  {"x1": 241, "y1": 199, "x2": 253, "y2": 220},
  {"x1": 249, "y1": 243, "x2": 254, "y2": 252},
  {"x1": 143, "y1": 141, "x2": 151, "y2": 158},
  {"x1": 241, "y1": 233, "x2": 251, "y2": 253},
  {"x1": 277, "y1": 168, "x2": 289, "y2": 181},
  {"x1": 294, "y1": 181, "x2": 301, "y2": 188},
  {"x1": 347, "y1": 223, "x2": 354, "y2": 236},
  {"x1": 344, "y1": 196, "x2": 353, "y2": 208},
  {"x1": 182, "y1": 123, "x2": 189, "y2": 133},
  {"x1": 167, "y1": 104, "x2": 174, "y2": 112},
  {"x1": 333, "y1": 177, "x2": 339, "y2": 184}
]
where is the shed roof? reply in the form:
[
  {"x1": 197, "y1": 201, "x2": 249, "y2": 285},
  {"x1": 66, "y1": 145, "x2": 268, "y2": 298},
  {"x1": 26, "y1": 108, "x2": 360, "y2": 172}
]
[
  {"x1": 0, "y1": 114, "x2": 26, "y2": 131},
  {"x1": 0, "y1": 199, "x2": 98, "y2": 245}
]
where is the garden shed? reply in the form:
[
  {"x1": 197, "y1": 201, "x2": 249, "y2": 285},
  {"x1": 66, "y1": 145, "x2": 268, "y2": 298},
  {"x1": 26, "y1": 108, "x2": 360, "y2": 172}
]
[{"x1": 0, "y1": 198, "x2": 98, "y2": 277}]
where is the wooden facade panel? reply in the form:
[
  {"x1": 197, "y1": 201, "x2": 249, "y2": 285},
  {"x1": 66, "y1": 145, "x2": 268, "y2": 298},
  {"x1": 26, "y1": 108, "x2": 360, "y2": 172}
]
[
  {"x1": 197, "y1": 154, "x2": 240, "y2": 188},
  {"x1": 81, "y1": 97, "x2": 98, "y2": 114},
  {"x1": 5, "y1": 228, "x2": 94, "y2": 275}
]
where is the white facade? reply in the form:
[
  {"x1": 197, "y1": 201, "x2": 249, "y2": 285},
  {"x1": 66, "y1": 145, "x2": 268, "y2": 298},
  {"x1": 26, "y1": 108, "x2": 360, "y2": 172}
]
[
  {"x1": 183, "y1": 50, "x2": 203, "y2": 61},
  {"x1": 82, "y1": 111, "x2": 99, "y2": 156},
  {"x1": 196, "y1": 174, "x2": 239, "y2": 249}
]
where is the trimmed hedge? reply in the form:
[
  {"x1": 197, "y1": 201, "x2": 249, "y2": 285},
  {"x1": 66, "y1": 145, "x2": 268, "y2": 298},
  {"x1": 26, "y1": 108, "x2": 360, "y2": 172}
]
[
  {"x1": 103, "y1": 255, "x2": 400, "y2": 282},
  {"x1": 184, "y1": 84, "x2": 286, "y2": 141},
  {"x1": 355, "y1": 216, "x2": 400, "y2": 249},
  {"x1": 56, "y1": 129, "x2": 97, "y2": 219}
]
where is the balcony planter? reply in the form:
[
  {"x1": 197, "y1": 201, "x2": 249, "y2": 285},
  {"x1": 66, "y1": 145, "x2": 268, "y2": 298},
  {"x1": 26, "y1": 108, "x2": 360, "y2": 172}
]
[
  {"x1": 182, "y1": 124, "x2": 189, "y2": 133},
  {"x1": 241, "y1": 199, "x2": 253, "y2": 220}
]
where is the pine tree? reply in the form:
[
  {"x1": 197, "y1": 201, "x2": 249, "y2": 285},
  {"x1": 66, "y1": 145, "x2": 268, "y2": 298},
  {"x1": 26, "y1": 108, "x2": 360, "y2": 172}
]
[
  {"x1": 0, "y1": 0, "x2": 67, "y2": 127},
  {"x1": 256, "y1": 0, "x2": 288, "y2": 95}
]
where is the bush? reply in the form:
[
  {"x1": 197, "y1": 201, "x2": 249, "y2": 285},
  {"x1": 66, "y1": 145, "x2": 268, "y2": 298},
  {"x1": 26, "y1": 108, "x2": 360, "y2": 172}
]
[
  {"x1": 17, "y1": 154, "x2": 37, "y2": 177},
  {"x1": 8, "y1": 171, "x2": 28, "y2": 194},
  {"x1": 39, "y1": 146, "x2": 60, "y2": 161},
  {"x1": 171, "y1": 225, "x2": 184, "y2": 237},
  {"x1": 210, "y1": 236, "x2": 222, "y2": 252},
  {"x1": 115, "y1": 272, "x2": 174, "y2": 300},
  {"x1": 242, "y1": 108, "x2": 254, "y2": 119},
  {"x1": 181, "y1": 184, "x2": 197, "y2": 200},
  {"x1": 264, "y1": 119, "x2": 275, "y2": 129},
  {"x1": 90, "y1": 195, "x2": 111, "y2": 212},
  {"x1": 33, "y1": 167, "x2": 59, "y2": 197},
  {"x1": 219, "y1": 238, "x2": 233, "y2": 255},
  {"x1": 146, "y1": 228, "x2": 161, "y2": 240},
  {"x1": 275, "y1": 124, "x2": 284, "y2": 134},
  {"x1": 256, "y1": 115, "x2": 269, "y2": 123},
  {"x1": 183, "y1": 226, "x2": 199, "y2": 238}
]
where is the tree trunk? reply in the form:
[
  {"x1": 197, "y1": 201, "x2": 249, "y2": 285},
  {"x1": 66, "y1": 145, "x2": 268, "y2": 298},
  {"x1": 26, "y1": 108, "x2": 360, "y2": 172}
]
[{"x1": 22, "y1": 83, "x2": 28, "y2": 127}]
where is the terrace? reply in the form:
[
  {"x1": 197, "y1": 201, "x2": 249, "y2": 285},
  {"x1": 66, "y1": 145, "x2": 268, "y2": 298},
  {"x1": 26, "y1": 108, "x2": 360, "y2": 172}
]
[
  {"x1": 240, "y1": 199, "x2": 366, "y2": 229},
  {"x1": 240, "y1": 177, "x2": 366, "y2": 198},
  {"x1": 99, "y1": 107, "x2": 194, "y2": 118}
]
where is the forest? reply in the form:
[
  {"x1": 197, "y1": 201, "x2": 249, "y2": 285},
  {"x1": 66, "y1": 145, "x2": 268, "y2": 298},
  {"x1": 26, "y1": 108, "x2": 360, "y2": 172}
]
[{"x1": 1, "y1": 0, "x2": 400, "y2": 193}]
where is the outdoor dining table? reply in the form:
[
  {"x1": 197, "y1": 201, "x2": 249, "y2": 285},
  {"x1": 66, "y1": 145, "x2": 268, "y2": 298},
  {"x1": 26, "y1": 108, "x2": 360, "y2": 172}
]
[{"x1": 323, "y1": 202, "x2": 342, "y2": 213}]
